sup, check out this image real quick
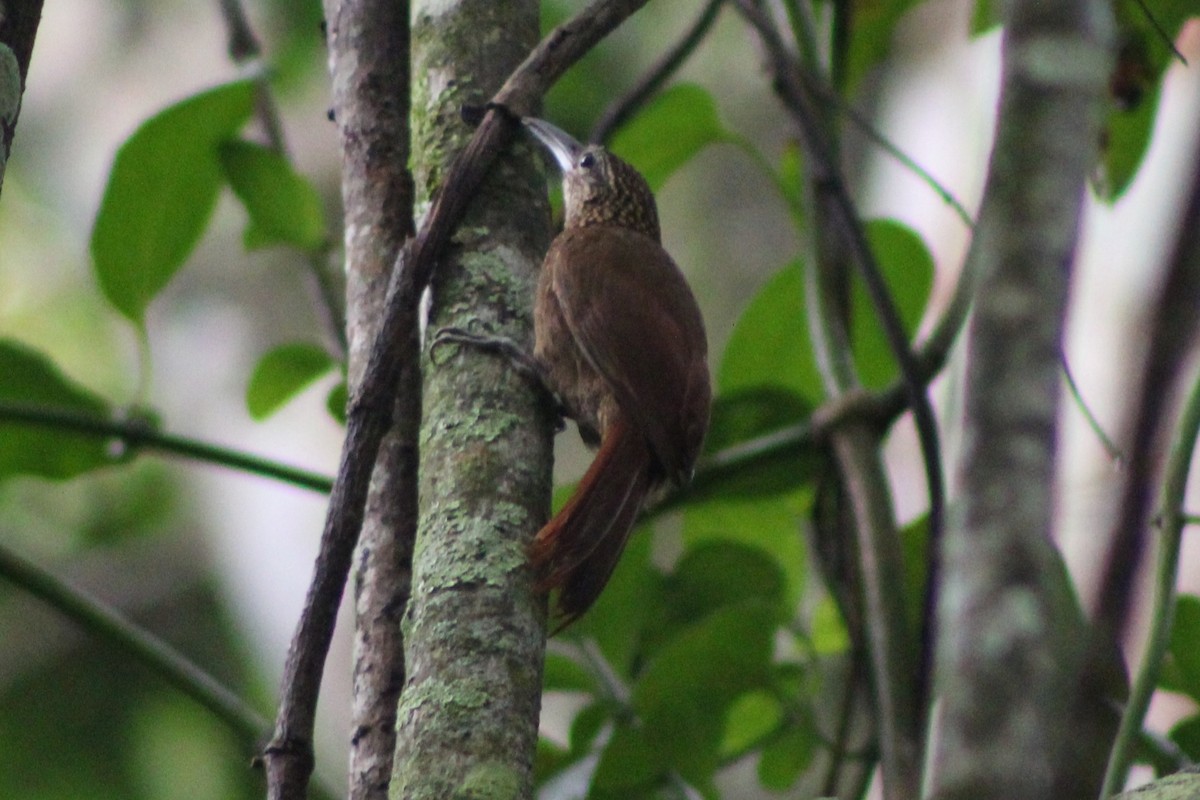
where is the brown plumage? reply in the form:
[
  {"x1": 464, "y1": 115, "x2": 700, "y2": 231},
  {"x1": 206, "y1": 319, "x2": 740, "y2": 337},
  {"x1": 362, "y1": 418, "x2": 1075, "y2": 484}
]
[{"x1": 523, "y1": 118, "x2": 711, "y2": 626}]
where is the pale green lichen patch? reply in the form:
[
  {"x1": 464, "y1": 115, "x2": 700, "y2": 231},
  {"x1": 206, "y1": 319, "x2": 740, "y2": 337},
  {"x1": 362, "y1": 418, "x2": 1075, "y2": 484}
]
[{"x1": 459, "y1": 762, "x2": 521, "y2": 799}]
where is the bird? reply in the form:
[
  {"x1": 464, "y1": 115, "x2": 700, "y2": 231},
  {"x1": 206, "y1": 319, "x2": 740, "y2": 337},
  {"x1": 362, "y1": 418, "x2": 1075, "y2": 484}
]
[{"x1": 520, "y1": 117, "x2": 711, "y2": 626}]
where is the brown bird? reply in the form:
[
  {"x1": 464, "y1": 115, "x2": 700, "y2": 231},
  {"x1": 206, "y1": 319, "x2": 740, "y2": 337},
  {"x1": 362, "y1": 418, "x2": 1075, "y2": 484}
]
[{"x1": 522, "y1": 118, "x2": 711, "y2": 625}]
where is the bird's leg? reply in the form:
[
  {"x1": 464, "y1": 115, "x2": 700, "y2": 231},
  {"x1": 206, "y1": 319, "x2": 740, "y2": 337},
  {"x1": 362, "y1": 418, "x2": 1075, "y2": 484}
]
[{"x1": 430, "y1": 326, "x2": 568, "y2": 429}]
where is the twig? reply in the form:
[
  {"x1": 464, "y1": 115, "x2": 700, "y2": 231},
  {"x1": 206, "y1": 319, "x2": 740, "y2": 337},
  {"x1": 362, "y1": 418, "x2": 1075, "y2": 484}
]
[
  {"x1": 0, "y1": 541, "x2": 269, "y2": 743},
  {"x1": 1101, "y1": 361, "x2": 1200, "y2": 796},
  {"x1": 262, "y1": 2, "x2": 653, "y2": 797},
  {"x1": 0, "y1": 402, "x2": 333, "y2": 492},
  {"x1": 1132, "y1": 0, "x2": 1188, "y2": 66},
  {"x1": 1060, "y1": 347, "x2": 1123, "y2": 464},
  {"x1": 589, "y1": 0, "x2": 724, "y2": 144}
]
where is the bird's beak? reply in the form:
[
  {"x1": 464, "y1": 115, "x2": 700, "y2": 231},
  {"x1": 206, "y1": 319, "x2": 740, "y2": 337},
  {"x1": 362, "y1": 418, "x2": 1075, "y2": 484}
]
[{"x1": 522, "y1": 117, "x2": 582, "y2": 174}]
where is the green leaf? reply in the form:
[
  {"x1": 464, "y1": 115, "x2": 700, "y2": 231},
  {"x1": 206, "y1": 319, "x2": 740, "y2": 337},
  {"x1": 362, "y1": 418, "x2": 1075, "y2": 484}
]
[
  {"x1": 592, "y1": 724, "x2": 665, "y2": 791},
  {"x1": 567, "y1": 702, "x2": 609, "y2": 757},
  {"x1": 844, "y1": 0, "x2": 926, "y2": 87},
  {"x1": 543, "y1": 651, "x2": 593, "y2": 693},
  {"x1": 719, "y1": 262, "x2": 821, "y2": 403},
  {"x1": 1100, "y1": 83, "x2": 1160, "y2": 202},
  {"x1": 757, "y1": 725, "x2": 816, "y2": 790},
  {"x1": 609, "y1": 83, "x2": 730, "y2": 192},
  {"x1": 91, "y1": 80, "x2": 257, "y2": 324},
  {"x1": 1163, "y1": 595, "x2": 1200, "y2": 701},
  {"x1": 326, "y1": 380, "x2": 348, "y2": 424},
  {"x1": 659, "y1": 543, "x2": 787, "y2": 632},
  {"x1": 218, "y1": 139, "x2": 328, "y2": 251},
  {"x1": 809, "y1": 594, "x2": 851, "y2": 655},
  {"x1": 246, "y1": 343, "x2": 336, "y2": 420},
  {"x1": 631, "y1": 600, "x2": 777, "y2": 786},
  {"x1": 0, "y1": 340, "x2": 118, "y2": 480},
  {"x1": 1170, "y1": 714, "x2": 1200, "y2": 761},
  {"x1": 852, "y1": 219, "x2": 935, "y2": 388},
  {"x1": 683, "y1": 495, "x2": 811, "y2": 609},
  {"x1": 720, "y1": 690, "x2": 783, "y2": 757},
  {"x1": 969, "y1": 0, "x2": 1002, "y2": 35}
]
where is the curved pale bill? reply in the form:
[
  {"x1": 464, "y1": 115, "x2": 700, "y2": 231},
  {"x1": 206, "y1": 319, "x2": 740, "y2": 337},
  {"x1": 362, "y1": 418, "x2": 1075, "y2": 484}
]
[{"x1": 521, "y1": 117, "x2": 583, "y2": 173}]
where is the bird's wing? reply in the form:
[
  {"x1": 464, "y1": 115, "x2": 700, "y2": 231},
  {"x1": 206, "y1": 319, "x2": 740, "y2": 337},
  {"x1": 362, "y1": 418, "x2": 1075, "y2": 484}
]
[{"x1": 547, "y1": 225, "x2": 711, "y2": 482}]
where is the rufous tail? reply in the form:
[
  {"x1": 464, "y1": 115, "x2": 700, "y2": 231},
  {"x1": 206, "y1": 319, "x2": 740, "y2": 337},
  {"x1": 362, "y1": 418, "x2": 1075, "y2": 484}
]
[{"x1": 530, "y1": 417, "x2": 653, "y2": 626}]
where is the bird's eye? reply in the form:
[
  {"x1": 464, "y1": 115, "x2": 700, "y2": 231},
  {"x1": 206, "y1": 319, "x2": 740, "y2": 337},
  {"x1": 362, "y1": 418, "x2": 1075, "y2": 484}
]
[{"x1": 579, "y1": 152, "x2": 597, "y2": 169}]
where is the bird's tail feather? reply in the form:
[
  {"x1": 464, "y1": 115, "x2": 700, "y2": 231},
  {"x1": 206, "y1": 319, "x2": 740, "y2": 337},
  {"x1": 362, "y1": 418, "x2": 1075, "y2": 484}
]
[{"x1": 529, "y1": 417, "x2": 652, "y2": 624}]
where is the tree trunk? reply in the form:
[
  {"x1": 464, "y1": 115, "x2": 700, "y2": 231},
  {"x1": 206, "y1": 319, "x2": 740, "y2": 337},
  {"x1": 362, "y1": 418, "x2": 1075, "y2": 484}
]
[{"x1": 391, "y1": 1, "x2": 553, "y2": 797}]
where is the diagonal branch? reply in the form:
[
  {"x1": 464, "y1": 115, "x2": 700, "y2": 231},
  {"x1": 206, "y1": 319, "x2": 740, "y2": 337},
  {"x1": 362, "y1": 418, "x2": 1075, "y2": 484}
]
[{"x1": 589, "y1": 0, "x2": 724, "y2": 144}]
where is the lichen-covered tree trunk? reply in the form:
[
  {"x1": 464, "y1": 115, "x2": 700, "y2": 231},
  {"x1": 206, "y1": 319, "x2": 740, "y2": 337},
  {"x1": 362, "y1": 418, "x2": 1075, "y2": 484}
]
[{"x1": 391, "y1": 1, "x2": 553, "y2": 797}]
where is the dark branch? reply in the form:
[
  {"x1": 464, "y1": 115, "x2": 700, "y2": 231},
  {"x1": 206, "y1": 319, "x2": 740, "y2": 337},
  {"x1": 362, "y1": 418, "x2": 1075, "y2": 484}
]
[{"x1": 589, "y1": 0, "x2": 724, "y2": 144}]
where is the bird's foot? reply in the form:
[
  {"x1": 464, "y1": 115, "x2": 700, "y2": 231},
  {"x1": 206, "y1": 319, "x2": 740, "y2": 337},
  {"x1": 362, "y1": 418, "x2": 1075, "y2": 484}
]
[{"x1": 430, "y1": 326, "x2": 567, "y2": 430}]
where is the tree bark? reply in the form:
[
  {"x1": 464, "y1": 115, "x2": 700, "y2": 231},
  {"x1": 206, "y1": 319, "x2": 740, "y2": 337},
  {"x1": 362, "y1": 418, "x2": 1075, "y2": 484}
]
[
  {"x1": 928, "y1": 2, "x2": 1114, "y2": 798},
  {"x1": 391, "y1": 1, "x2": 553, "y2": 798},
  {"x1": 0, "y1": 0, "x2": 45, "y2": 198},
  {"x1": 320, "y1": 0, "x2": 417, "y2": 798}
]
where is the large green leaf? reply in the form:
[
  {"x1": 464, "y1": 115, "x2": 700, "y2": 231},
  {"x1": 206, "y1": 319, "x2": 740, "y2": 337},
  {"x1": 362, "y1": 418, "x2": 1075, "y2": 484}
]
[
  {"x1": 852, "y1": 219, "x2": 935, "y2": 389},
  {"x1": 757, "y1": 725, "x2": 817, "y2": 791},
  {"x1": 91, "y1": 80, "x2": 256, "y2": 324},
  {"x1": 657, "y1": 543, "x2": 787, "y2": 634},
  {"x1": 683, "y1": 493, "x2": 810, "y2": 610},
  {"x1": 626, "y1": 600, "x2": 777, "y2": 787},
  {"x1": 609, "y1": 83, "x2": 730, "y2": 192},
  {"x1": 718, "y1": 262, "x2": 821, "y2": 403},
  {"x1": 0, "y1": 340, "x2": 118, "y2": 480},
  {"x1": 218, "y1": 139, "x2": 327, "y2": 251},
  {"x1": 245, "y1": 342, "x2": 336, "y2": 421}
]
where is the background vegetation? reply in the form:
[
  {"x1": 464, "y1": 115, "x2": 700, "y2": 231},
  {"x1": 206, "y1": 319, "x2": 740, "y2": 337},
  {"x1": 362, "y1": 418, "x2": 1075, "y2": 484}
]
[{"x1": 1, "y1": 0, "x2": 1199, "y2": 798}]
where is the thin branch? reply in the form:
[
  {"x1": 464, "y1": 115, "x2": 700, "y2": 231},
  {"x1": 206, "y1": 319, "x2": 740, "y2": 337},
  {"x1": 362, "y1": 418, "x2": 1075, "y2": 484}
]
[
  {"x1": 589, "y1": 0, "x2": 724, "y2": 144},
  {"x1": 1131, "y1": 0, "x2": 1188, "y2": 66},
  {"x1": 1060, "y1": 347, "x2": 1123, "y2": 464},
  {"x1": 0, "y1": 402, "x2": 333, "y2": 492},
  {"x1": 1094, "y1": 99, "x2": 1200, "y2": 652},
  {"x1": 263, "y1": 2, "x2": 654, "y2": 797},
  {"x1": 0, "y1": 541, "x2": 270, "y2": 743},
  {"x1": 1102, "y1": 361, "x2": 1200, "y2": 796}
]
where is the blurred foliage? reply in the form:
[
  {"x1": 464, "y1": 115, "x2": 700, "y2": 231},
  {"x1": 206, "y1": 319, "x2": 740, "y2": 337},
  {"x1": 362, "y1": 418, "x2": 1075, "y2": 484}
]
[{"x1": 2, "y1": 0, "x2": 1197, "y2": 798}]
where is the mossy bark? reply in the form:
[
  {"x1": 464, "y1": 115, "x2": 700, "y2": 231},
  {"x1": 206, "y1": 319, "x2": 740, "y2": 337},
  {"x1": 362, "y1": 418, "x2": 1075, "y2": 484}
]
[{"x1": 391, "y1": 2, "x2": 553, "y2": 798}]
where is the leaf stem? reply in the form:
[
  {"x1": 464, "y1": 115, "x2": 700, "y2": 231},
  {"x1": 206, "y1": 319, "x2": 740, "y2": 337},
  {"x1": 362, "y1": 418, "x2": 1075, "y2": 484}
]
[
  {"x1": 0, "y1": 402, "x2": 333, "y2": 493},
  {"x1": 0, "y1": 541, "x2": 270, "y2": 744}
]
